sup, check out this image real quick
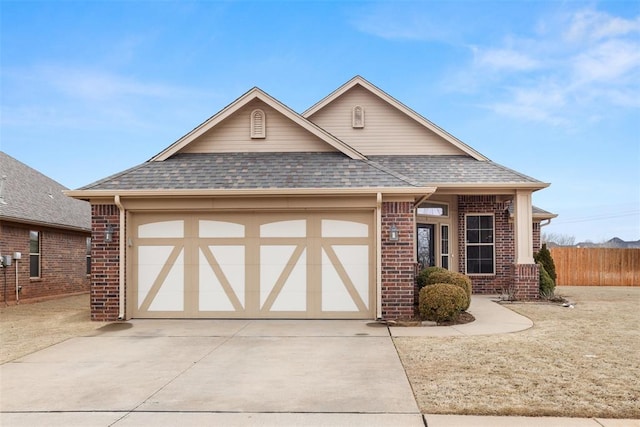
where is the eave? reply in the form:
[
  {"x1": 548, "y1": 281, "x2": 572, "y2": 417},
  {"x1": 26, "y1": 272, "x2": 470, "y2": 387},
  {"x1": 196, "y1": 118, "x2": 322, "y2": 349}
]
[{"x1": 65, "y1": 187, "x2": 438, "y2": 200}]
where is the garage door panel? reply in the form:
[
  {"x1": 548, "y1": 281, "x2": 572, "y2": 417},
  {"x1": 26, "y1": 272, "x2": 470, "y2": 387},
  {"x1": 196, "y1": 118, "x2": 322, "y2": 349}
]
[
  {"x1": 131, "y1": 211, "x2": 374, "y2": 319},
  {"x1": 260, "y1": 246, "x2": 307, "y2": 312},
  {"x1": 137, "y1": 245, "x2": 184, "y2": 311},
  {"x1": 198, "y1": 246, "x2": 244, "y2": 311},
  {"x1": 321, "y1": 247, "x2": 367, "y2": 313}
]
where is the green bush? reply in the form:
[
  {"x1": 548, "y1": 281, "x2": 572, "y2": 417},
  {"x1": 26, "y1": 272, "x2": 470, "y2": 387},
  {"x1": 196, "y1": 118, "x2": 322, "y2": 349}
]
[
  {"x1": 424, "y1": 270, "x2": 472, "y2": 311},
  {"x1": 538, "y1": 263, "x2": 556, "y2": 298},
  {"x1": 534, "y1": 244, "x2": 557, "y2": 284},
  {"x1": 416, "y1": 266, "x2": 448, "y2": 289},
  {"x1": 419, "y1": 283, "x2": 467, "y2": 323}
]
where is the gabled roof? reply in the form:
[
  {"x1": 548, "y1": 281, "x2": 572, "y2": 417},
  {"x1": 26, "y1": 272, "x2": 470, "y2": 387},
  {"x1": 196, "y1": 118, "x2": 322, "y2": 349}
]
[
  {"x1": 303, "y1": 76, "x2": 489, "y2": 161},
  {"x1": 150, "y1": 87, "x2": 366, "y2": 162},
  {"x1": 0, "y1": 152, "x2": 90, "y2": 232}
]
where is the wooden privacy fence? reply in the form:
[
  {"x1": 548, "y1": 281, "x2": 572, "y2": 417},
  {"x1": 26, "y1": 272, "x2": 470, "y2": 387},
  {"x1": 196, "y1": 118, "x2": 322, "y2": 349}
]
[{"x1": 549, "y1": 247, "x2": 640, "y2": 286}]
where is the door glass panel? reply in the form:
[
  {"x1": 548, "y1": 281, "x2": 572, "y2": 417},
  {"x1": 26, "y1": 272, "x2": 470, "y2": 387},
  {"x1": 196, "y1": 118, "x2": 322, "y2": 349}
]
[{"x1": 417, "y1": 224, "x2": 435, "y2": 268}]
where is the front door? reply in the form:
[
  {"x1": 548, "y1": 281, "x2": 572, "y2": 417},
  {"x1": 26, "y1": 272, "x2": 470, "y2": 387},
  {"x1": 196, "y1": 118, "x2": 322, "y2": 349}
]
[{"x1": 417, "y1": 224, "x2": 435, "y2": 269}]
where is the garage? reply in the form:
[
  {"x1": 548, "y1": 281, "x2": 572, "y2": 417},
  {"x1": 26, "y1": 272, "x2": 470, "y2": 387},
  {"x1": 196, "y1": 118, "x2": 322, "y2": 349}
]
[{"x1": 130, "y1": 211, "x2": 375, "y2": 319}]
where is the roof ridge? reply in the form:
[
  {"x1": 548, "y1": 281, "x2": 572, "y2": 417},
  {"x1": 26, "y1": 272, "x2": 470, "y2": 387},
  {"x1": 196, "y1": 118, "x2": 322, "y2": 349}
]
[{"x1": 364, "y1": 158, "x2": 422, "y2": 187}]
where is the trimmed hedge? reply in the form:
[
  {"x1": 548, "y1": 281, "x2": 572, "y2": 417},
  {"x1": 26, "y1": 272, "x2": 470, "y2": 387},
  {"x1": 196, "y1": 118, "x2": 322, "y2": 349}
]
[
  {"x1": 416, "y1": 266, "x2": 448, "y2": 289},
  {"x1": 424, "y1": 270, "x2": 472, "y2": 311},
  {"x1": 419, "y1": 283, "x2": 467, "y2": 323}
]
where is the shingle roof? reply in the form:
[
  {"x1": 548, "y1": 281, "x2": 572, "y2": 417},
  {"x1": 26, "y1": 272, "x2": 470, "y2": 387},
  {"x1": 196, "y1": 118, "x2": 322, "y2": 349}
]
[
  {"x1": 369, "y1": 155, "x2": 542, "y2": 184},
  {"x1": 79, "y1": 152, "x2": 420, "y2": 190},
  {"x1": 0, "y1": 152, "x2": 90, "y2": 231}
]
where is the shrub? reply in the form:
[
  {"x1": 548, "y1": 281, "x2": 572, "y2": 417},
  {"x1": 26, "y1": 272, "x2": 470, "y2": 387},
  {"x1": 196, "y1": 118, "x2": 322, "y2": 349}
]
[
  {"x1": 416, "y1": 266, "x2": 448, "y2": 289},
  {"x1": 534, "y1": 244, "x2": 557, "y2": 284},
  {"x1": 424, "y1": 270, "x2": 472, "y2": 311},
  {"x1": 419, "y1": 283, "x2": 467, "y2": 323},
  {"x1": 538, "y1": 262, "x2": 556, "y2": 298}
]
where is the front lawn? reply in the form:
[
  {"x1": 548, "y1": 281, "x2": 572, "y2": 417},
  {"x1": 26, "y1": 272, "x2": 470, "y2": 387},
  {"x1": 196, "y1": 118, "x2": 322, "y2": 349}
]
[{"x1": 394, "y1": 286, "x2": 640, "y2": 418}]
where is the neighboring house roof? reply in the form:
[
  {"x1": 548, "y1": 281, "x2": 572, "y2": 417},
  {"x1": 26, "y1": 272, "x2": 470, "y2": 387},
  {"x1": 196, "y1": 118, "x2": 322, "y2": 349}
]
[
  {"x1": 78, "y1": 152, "x2": 422, "y2": 191},
  {"x1": 0, "y1": 152, "x2": 90, "y2": 232}
]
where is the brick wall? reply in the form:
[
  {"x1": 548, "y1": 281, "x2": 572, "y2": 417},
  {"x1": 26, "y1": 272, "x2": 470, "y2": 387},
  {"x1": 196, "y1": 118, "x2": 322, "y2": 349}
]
[
  {"x1": 381, "y1": 201, "x2": 415, "y2": 320},
  {"x1": 458, "y1": 195, "x2": 514, "y2": 294},
  {"x1": 533, "y1": 222, "x2": 541, "y2": 253},
  {"x1": 511, "y1": 264, "x2": 539, "y2": 299},
  {"x1": 0, "y1": 221, "x2": 90, "y2": 303},
  {"x1": 91, "y1": 204, "x2": 121, "y2": 321},
  {"x1": 457, "y1": 195, "x2": 540, "y2": 299}
]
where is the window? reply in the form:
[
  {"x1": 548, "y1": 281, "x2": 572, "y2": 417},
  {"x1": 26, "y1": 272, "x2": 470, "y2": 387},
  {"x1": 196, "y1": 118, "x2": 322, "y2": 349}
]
[
  {"x1": 86, "y1": 237, "x2": 92, "y2": 275},
  {"x1": 465, "y1": 215, "x2": 494, "y2": 274},
  {"x1": 30, "y1": 230, "x2": 40, "y2": 278},
  {"x1": 441, "y1": 224, "x2": 450, "y2": 269},
  {"x1": 251, "y1": 109, "x2": 266, "y2": 138},
  {"x1": 417, "y1": 202, "x2": 448, "y2": 217},
  {"x1": 352, "y1": 105, "x2": 364, "y2": 128}
]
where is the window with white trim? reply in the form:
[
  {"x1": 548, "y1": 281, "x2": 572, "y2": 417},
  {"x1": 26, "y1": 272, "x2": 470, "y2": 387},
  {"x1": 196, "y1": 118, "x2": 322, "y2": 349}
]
[
  {"x1": 441, "y1": 224, "x2": 450, "y2": 269},
  {"x1": 465, "y1": 214, "x2": 494, "y2": 274},
  {"x1": 30, "y1": 230, "x2": 40, "y2": 278},
  {"x1": 251, "y1": 109, "x2": 266, "y2": 138}
]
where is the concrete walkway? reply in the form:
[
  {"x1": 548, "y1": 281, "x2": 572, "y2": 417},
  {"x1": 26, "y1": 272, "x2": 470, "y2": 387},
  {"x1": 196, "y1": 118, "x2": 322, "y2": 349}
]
[
  {"x1": 390, "y1": 294, "x2": 533, "y2": 337},
  {"x1": 1, "y1": 297, "x2": 638, "y2": 426}
]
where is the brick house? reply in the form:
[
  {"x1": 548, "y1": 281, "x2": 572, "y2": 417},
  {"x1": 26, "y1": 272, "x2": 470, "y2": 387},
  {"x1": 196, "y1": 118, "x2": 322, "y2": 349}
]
[
  {"x1": 67, "y1": 76, "x2": 555, "y2": 321},
  {"x1": 0, "y1": 152, "x2": 91, "y2": 303}
]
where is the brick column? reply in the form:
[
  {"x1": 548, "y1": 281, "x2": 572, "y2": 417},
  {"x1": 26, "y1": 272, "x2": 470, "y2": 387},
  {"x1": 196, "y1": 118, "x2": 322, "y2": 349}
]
[
  {"x1": 511, "y1": 264, "x2": 539, "y2": 300},
  {"x1": 381, "y1": 201, "x2": 415, "y2": 320},
  {"x1": 91, "y1": 204, "x2": 120, "y2": 321}
]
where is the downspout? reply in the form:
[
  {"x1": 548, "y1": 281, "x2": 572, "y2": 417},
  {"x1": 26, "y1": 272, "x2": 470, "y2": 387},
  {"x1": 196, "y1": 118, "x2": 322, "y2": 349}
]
[
  {"x1": 376, "y1": 192, "x2": 382, "y2": 320},
  {"x1": 114, "y1": 195, "x2": 125, "y2": 320}
]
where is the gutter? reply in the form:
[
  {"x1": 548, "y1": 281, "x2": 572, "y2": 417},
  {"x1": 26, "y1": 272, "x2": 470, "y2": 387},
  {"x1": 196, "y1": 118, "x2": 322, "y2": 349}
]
[{"x1": 114, "y1": 195, "x2": 125, "y2": 320}]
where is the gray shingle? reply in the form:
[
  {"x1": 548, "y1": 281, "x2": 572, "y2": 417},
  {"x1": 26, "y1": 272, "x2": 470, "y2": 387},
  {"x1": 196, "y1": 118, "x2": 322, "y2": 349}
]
[
  {"x1": 79, "y1": 152, "x2": 419, "y2": 190},
  {"x1": 0, "y1": 152, "x2": 90, "y2": 231},
  {"x1": 368, "y1": 155, "x2": 542, "y2": 184}
]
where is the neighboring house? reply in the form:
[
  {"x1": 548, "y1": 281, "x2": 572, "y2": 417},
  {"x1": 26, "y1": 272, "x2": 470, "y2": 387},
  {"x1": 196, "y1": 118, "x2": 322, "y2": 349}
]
[
  {"x1": 0, "y1": 152, "x2": 91, "y2": 303},
  {"x1": 67, "y1": 76, "x2": 555, "y2": 321}
]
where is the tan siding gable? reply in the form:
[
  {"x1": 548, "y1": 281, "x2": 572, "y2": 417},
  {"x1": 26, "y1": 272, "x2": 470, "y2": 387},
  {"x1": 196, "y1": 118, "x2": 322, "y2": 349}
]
[
  {"x1": 181, "y1": 99, "x2": 338, "y2": 154},
  {"x1": 307, "y1": 85, "x2": 467, "y2": 156}
]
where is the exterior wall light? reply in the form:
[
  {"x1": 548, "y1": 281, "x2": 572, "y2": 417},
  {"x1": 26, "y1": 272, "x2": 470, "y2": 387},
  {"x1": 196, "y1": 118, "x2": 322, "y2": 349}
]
[
  {"x1": 389, "y1": 223, "x2": 399, "y2": 242},
  {"x1": 105, "y1": 223, "x2": 114, "y2": 243}
]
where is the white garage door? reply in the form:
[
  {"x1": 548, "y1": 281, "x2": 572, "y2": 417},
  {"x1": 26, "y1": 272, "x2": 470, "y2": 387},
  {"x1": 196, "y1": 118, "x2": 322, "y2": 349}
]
[{"x1": 130, "y1": 211, "x2": 375, "y2": 319}]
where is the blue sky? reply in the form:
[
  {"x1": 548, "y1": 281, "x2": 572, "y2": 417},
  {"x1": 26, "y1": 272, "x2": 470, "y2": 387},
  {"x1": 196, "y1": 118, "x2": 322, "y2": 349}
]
[{"x1": 1, "y1": 0, "x2": 639, "y2": 243}]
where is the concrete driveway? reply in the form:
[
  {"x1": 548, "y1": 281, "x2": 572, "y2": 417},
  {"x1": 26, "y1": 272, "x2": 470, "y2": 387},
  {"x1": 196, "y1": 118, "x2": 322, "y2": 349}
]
[{"x1": 0, "y1": 320, "x2": 422, "y2": 426}]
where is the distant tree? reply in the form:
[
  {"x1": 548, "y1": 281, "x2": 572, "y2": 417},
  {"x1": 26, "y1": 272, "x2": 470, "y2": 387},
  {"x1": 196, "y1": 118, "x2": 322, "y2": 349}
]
[{"x1": 542, "y1": 232, "x2": 575, "y2": 247}]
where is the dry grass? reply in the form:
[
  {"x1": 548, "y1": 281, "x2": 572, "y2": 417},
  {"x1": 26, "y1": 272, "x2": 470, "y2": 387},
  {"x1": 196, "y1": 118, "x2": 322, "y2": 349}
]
[
  {"x1": 0, "y1": 293, "x2": 108, "y2": 364},
  {"x1": 394, "y1": 286, "x2": 640, "y2": 418}
]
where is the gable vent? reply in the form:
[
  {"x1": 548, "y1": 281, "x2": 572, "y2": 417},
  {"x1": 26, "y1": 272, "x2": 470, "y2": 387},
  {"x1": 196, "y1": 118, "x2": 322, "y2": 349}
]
[
  {"x1": 352, "y1": 105, "x2": 364, "y2": 128},
  {"x1": 251, "y1": 109, "x2": 266, "y2": 139}
]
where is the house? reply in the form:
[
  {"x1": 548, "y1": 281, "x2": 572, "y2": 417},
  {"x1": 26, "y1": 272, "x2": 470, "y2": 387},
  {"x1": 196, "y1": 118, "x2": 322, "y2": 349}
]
[
  {"x1": 67, "y1": 76, "x2": 554, "y2": 321},
  {"x1": 0, "y1": 152, "x2": 91, "y2": 303}
]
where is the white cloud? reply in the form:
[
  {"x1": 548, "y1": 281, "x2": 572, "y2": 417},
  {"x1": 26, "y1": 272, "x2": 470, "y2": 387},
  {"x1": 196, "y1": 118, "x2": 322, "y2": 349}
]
[
  {"x1": 454, "y1": 7, "x2": 640, "y2": 126},
  {"x1": 473, "y1": 47, "x2": 540, "y2": 71},
  {"x1": 571, "y1": 39, "x2": 640, "y2": 84},
  {"x1": 564, "y1": 9, "x2": 640, "y2": 42}
]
